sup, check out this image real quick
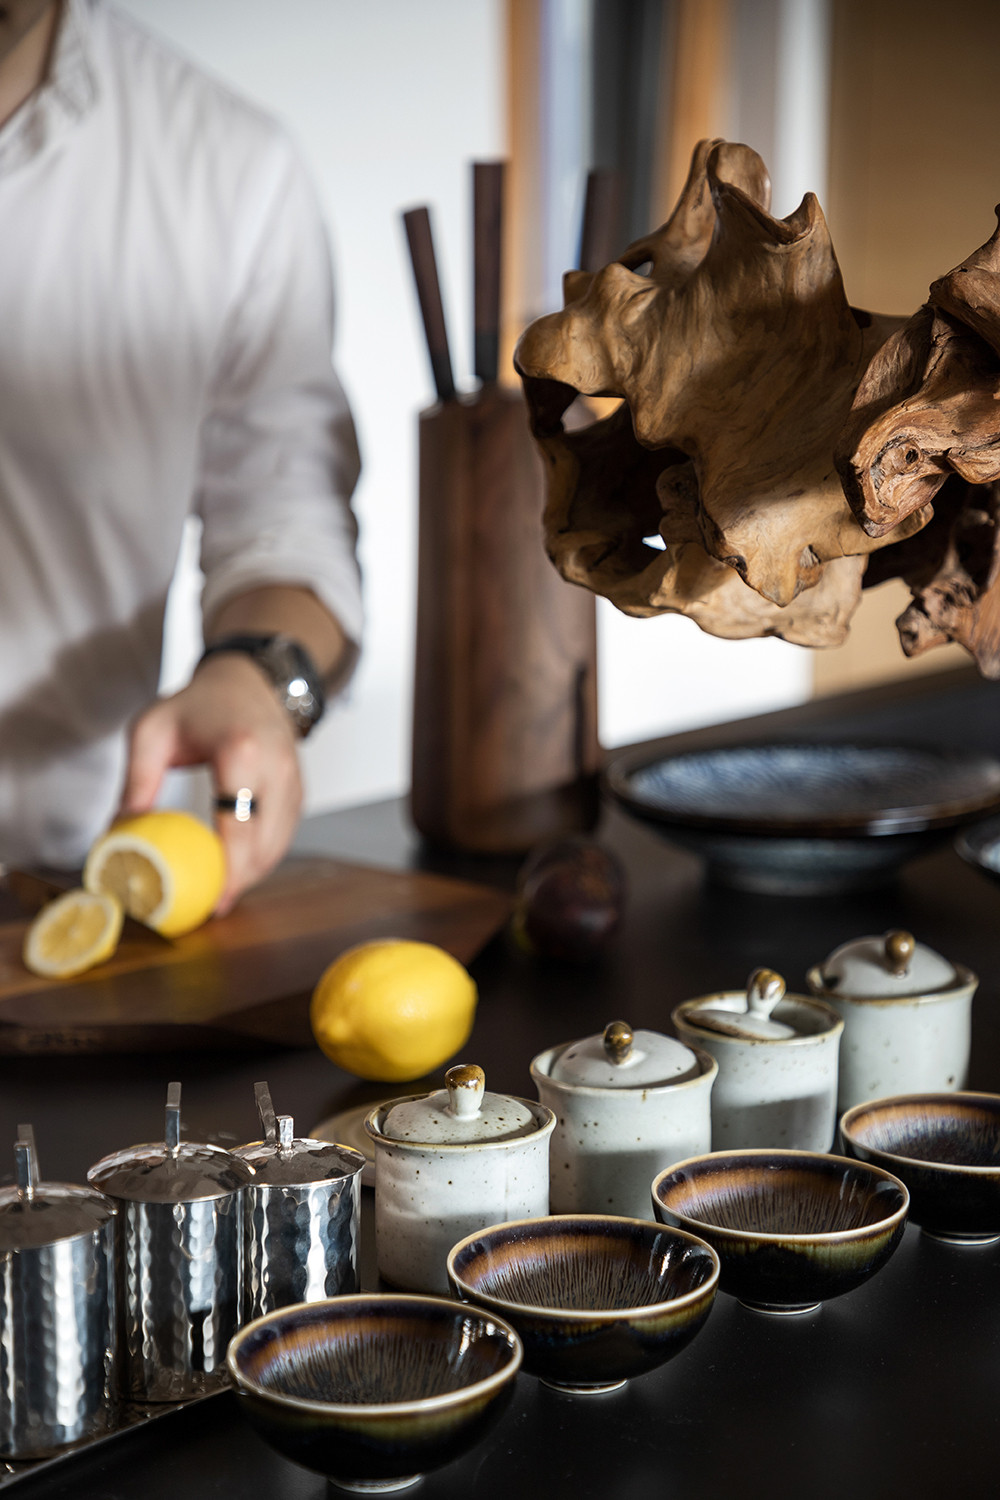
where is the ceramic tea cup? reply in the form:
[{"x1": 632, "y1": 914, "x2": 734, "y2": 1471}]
[
  {"x1": 652, "y1": 1148, "x2": 908, "y2": 1314},
  {"x1": 672, "y1": 969, "x2": 843, "y2": 1152},
  {"x1": 227, "y1": 1293, "x2": 522, "y2": 1493},
  {"x1": 447, "y1": 1213, "x2": 719, "y2": 1394}
]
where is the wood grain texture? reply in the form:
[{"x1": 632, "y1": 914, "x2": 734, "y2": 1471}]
[
  {"x1": 410, "y1": 384, "x2": 599, "y2": 853},
  {"x1": 0, "y1": 857, "x2": 511, "y2": 1054}
]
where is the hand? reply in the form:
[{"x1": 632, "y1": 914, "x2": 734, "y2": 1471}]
[{"x1": 120, "y1": 654, "x2": 303, "y2": 914}]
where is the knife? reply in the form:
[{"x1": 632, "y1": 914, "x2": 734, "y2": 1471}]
[
  {"x1": 473, "y1": 160, "x2": 504, "y2": 384},
  {"x1": 0, "y1": 865, "x2": 172, "y2": 943},
  {"x1": 402, "y1": 205, "x2": 457, "y2": 404}
]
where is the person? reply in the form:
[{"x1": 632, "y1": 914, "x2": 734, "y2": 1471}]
[{"x1": 0, "y1": 0, "x2": 363, "y2": 912}]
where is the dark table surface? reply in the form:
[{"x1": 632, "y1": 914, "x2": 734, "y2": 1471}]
[{"x1": 5, "y1": 665, "x2": 1000, "y2": 1500}]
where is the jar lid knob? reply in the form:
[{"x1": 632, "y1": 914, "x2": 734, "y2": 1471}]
[
  {"x1": 602, "y1": 1020, "x2": 634, "y2": 1066},
  {"x1": 165, "y1": 1081, "x2": 182, "y2": 1153},
  {"x1": 884, "y1": 930, "x2": 915, "y2": 977},
  {"x1": 14, "y1": 1123, "x2": 38, "y2": 1202},
  {"x1": 446, "y1": 1064, "x2": 486, "y2": 1118},
  {"x1": 747, "y1": 968, "x2": 786, "y2": 1019}
]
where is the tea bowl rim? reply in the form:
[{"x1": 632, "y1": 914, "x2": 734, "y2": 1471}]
[
  {"x1": 446, "y1": 1213, "x2": 721, "y2": 1322},
  {"x1": 226, "y1": 1292, "x2": 523, "y2": 1417},
  {"x1": 651, "y1": 1148, "x2": 910, "y2": 1244},
  {"x1": 839, "y1": 1091, "x2": 1000, "y2": 1177}
]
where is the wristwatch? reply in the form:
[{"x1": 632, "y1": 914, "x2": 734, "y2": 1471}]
[{"x1": 198, "y1": 633, "x2": 327, "y2": 738}]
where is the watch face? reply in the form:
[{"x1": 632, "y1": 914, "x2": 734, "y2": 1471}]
[{"x1": 261, "y1": 638, "x2": 325, "y2": 736}]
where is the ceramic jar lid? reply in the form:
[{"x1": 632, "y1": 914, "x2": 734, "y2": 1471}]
[
  {"x1": 88, "y1": 1082, "x2": 254, "y2": 1204},
  {"x1": 236, "y1": 1082, "x2": 366, "y2": 1184},
  {"x1": 0, "y1": 1125, "x2": 114, "y2": 1251},
  {"x1": 816, "y1": 930, "x2": 957, "y2": 997},
  {"x1": 380, "y1": 1065, "x2": 539, "y2": 1144},
  {"x1": 548, "y1": 1020, "x2": 700, "y2": 1087},
  {"x1": 689, "y1": 969, "x2": 797, "y2": 1040}
]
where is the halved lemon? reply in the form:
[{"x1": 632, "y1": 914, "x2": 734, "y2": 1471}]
[
  {"x1": 83, "y1": 810, "x2": 226, "y2": 938},
  {"x1": 23, "y1": 889, "x2": 124, "y2": 978}
]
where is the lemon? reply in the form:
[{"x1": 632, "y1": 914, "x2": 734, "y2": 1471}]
[
  {"x1": 83, "y1": 810, "x2": 226, "y2": 938},
  {"x1": 310, "y1": 939, "x2": 477, "y2": 1082},
  {"x1": 23, "y1": 889, "x2": 124, "y2": 978}
]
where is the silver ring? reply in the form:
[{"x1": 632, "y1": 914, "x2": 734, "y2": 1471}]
[{"x1": 214, "y1": 787, "x2": 255, "y2": 822}]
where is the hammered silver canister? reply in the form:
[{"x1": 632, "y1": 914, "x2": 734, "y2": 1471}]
[
  {"x1": 87, "y1": 1083, "x2": 254, "y2": 1403},
  {"x1": 0, "y1": 1125, "x2": 117, "y2": 1460},
  {"x1": 236, "y1": 1082, "x2": 365, "y2": 1320}
]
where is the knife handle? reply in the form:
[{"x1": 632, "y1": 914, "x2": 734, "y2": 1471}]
[
  {"x1": 403, "y1": 206, "x2": 457, "y2": 403},
  {"x1": 473, "y1": 160, "x2": 504, "y2": 384}
]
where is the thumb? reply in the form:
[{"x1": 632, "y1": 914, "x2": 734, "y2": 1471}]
[{"x1": 119, "y1": 705, "x2": 178, "y2": 815}]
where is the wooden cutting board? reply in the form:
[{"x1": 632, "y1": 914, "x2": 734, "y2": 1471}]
[{"x1": 0, "y1": 856, "x2": 511, "y2": 1054}]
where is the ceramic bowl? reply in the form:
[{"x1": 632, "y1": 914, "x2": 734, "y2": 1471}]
[
  {"x1": 839, "y1": 1092, "x2": 1000, "y2": 1245},
  {"x1": 226, "y1": 1294, "x2": 522, "y2": 1493},
  {"x1": 605, "y1": 741, "x2": 1000, "y2": 894},
  {"x1": 651, "y1": 1150, "x2": 908, "y2": 1314},
  {"x1": 446, "y1": 1214, "x2": 719, "y2": 1395}
]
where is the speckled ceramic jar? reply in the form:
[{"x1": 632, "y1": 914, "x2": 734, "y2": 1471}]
[
  {"x1": 672, "y1": 973, "x2": 843, "y2": 1153},
  {"x1": 365, "y1": 1065, "x2": 555, "y2": 1295},
  {"x1": 530, "y1": 1021, "x2": 716, "y2": 1220},
  {"x1": 807, "y1": 929, "x2": 977, "y2": 1112}
]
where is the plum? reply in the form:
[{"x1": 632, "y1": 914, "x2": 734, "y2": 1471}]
[{"x1": 511, "y1": 837, "x2": 626, "y2": 961}]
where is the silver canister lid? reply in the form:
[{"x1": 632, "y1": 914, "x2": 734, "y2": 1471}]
[
  {"x1": 236, "y1": 1082, "x2": 366, "y2": 1185},
  {"x1": 379, "y1": 1065, "x2": 538, "y2": 1144},
  {"x1": 0, "y1": 1125, "x2": 115, "y2": 1251},
  {"x1": 87, "y1": 1082, "x2": 254, "y2": 1204},
  {"x1": 816, "y1": 930, "x2": 958, "y2": 997},
  {"x1": 548, "y1": 1019, "x2": 699, "y2": 1086}
]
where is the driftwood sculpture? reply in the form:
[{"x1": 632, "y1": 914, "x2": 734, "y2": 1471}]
[{"x1": 515, "y1": 139, "x2": 1000, "y2": 675}]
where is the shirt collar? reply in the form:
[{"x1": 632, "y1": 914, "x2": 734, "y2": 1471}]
[{"x1": 0, "y1": 0, "x2": 99, "y2": 175}]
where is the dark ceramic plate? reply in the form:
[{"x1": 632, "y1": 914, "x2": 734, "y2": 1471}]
[
  {"x1": 955, "y1": 814, "x2": 1000, "y2": 887},
  {"x1": 604, "y1": 741, "x2": 1000, "y2": 895},
  {"x1": 839, "y1": 1092, "x2": 1000, "y2": 1244}
]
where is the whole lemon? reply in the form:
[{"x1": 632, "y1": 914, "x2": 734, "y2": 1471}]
[
  {"x1": 310, "y1": 939, "x2": 477, "y2": 1082},
  {"x1": 83, "y1": 810, "x2": 226, "y2": 938}
]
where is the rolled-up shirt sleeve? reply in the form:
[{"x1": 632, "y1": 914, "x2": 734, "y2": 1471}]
[{"x1": 195, "y1": 134, "x2": 363, "y2": 677}]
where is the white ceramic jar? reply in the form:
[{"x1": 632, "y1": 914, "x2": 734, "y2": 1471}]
[
  {"x1": 365, "y1": 1064, "x2": 555, "y2": 1294},
  {"x1": 806, "y1": 929, "x2": 978, "y2": 1112},
  {"x1": 672, "y1": 969, "x2": 843, "y2": 1152},
  {"x1": 530, "y1": 1020, "x2": 716, "y2": 1220}
]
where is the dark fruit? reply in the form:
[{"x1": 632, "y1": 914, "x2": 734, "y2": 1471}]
[{"x1": 511, "y1": 837, "x2": 625, "y2": 961}]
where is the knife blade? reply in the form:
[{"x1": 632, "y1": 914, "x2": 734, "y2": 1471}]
[{"x1": 0, "y1": 865, "x2": 172, "y2": 943}]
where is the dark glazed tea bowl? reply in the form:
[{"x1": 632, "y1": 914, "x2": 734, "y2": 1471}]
[
  {"x1": 839, "y1": 1092, "x2": 1000, "y2": 1245},
  {"x1": 651, "y1": 1150, "x2": 908, "y2": 1314},
  {"x1": 226, "y1": 1294, "x2": 522, "y2": 1493},
  {"x1": 446, "y1": 1214, "x2": 719, "y2": 1395}
]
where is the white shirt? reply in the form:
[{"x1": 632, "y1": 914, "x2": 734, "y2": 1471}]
[{"x1": 0, "y1": 0, "x2": 362, "y2": 866}]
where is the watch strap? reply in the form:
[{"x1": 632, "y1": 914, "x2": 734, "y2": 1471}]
[{"x1": 197, "y1": 633, "x2": 326, "y2": 737}]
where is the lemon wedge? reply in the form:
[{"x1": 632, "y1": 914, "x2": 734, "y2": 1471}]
[
  {"x1": 310, "y1": 938, "x2": 478, "y2": 1082},
  {"x1": 23, "y1": 889, "x2": 124, "y2": 978},
  {"x1": 83, "y1": 810, "x2": 226, "y2": 938}
]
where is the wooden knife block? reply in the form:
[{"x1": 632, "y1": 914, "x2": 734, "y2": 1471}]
[{"x1": 411, "y1": 383, "x2": 600, "y2": 853}]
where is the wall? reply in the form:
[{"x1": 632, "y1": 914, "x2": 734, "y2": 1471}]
[
  {"x1": 119, "y1": 0, "x2": 505, "y2": 816},
  {"x1": 812, "y1": 0, "x2": 1000, "y2": 694},
  {"x1": 120, "y1": 0, "x2": 821, "y2": 821}
]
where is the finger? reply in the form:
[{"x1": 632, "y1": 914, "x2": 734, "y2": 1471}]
[
  {"x1": 119, "y1": 705, "x2": 180, "y2": 816},
  {"x1": 212, "y1": 738, "x2": 301, "y2": 913}
]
